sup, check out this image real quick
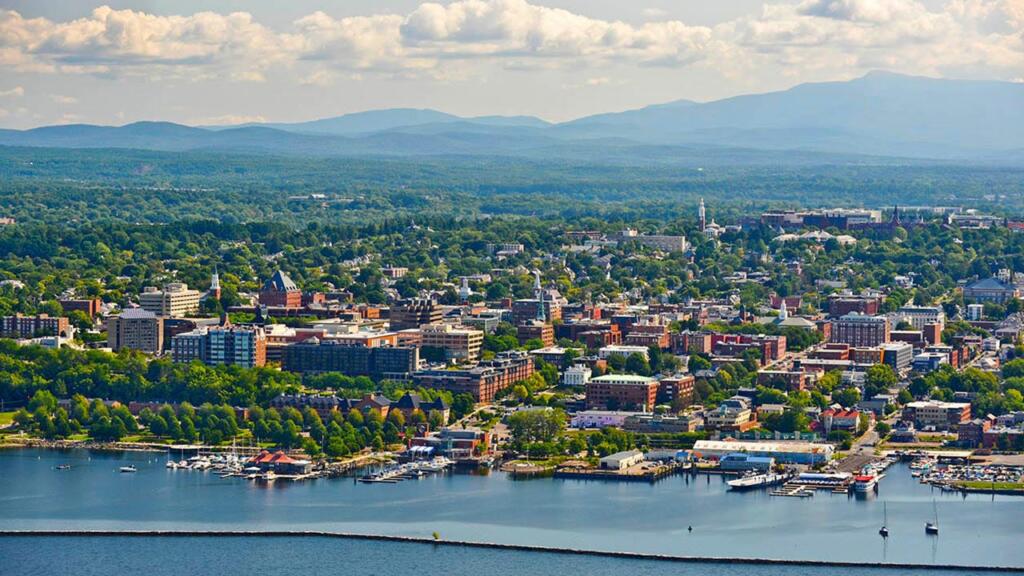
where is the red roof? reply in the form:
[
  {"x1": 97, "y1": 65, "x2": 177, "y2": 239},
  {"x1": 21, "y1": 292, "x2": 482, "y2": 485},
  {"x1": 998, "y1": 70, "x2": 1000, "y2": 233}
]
[
  {"x1": 854, "y1": 475, "x2": 876, "y2": 482},
  {"x1": 822, "y1": 409, "x2": 860, "y2": 419},
  {"x1": 249, "y1": 450, "x2": 299, "y2": 465}
]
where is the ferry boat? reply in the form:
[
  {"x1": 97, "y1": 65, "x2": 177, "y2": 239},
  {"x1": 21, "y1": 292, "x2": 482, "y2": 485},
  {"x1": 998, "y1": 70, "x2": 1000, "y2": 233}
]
[
  {"x1": 727, "y1": 472, "x2": 789, "y2": 491},
  {"x1": 853, "y1": 474, "x2": 880, "y2": 493}
]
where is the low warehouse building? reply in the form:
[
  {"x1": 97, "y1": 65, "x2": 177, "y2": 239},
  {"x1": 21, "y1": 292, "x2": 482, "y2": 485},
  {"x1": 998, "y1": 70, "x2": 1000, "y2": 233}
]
[
  {"x1": 718, "y1": 453, "x2": 775, "y2": 472},
  {"x1": 690, "y1": 440, "x2": 833, "y2": 465},
  {"x1": 599, "y1": 449, "x2": 644, "y2": 470}
]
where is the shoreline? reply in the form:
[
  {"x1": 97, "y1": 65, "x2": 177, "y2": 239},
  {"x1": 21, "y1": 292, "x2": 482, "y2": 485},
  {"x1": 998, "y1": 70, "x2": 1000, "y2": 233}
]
[
  {"x1": 1, "y1": 530, "x2": 1022, "y2": 572},
  {"x1": 0, "y1": 438, "x2": 179, "y2": 454}
]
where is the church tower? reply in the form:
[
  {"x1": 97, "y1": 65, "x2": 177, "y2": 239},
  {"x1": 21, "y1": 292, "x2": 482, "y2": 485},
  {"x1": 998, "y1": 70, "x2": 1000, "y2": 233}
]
[{"x1": 210, "y1": 267, "x2": 221, "y2": 300}]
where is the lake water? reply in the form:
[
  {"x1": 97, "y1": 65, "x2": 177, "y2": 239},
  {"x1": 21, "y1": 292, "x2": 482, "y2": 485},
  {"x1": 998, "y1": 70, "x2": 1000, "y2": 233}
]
[
  {"x1": 0, "y1": 535, "x2": 1012, "y2": 576},
  {"x1": 1, "y1": 448, "x2": 1022, "y2": 570}
]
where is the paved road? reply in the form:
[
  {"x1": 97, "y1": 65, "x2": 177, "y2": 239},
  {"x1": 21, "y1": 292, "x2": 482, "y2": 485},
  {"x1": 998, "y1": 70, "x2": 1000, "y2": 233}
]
[{"x1": 831, "y1": 425, "x2": 883, "y2": 474}]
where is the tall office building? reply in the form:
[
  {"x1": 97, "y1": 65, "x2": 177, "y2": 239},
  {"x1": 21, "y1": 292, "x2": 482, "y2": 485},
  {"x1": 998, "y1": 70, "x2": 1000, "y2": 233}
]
[
  {"x1": 390, "y1": 298, "x2": 443, "y2": 330},
  {"x1": 107, "y1": 308, "x2": 164, "y2": 353},
  {"x1": 139, "y1": 283, "x2": 201, "y2": 318},
  {"x1": 172, "y1": 320, "x2": 266, "y2": 367},
  {"x1": 419, "y1": 323, "x2": 484, "y2": 363},
  {"x1": 832, "y1": 313, "x2": 890, "y2": 348}
]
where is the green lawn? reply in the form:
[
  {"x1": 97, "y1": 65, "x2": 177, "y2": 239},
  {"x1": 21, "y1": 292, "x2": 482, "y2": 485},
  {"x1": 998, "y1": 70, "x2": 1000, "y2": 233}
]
[
  {"x1": 0, "y1": 411, "x2": 15, "y2": 426},
  {"x1": 958, "y1": 481, "x2": 1024, "y2": 491}
]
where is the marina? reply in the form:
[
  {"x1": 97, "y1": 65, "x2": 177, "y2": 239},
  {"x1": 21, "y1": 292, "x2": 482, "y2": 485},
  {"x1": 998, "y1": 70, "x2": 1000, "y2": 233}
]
[
  {"x1": 917, "y1": 463, "x2": 1024, "y2": 494},
  {"x1": 358, "y1": 457, "x2": 455, "y2": 483},
  {"x1": 3, "y1": 447, "x2": 1022, "y2": 568}
]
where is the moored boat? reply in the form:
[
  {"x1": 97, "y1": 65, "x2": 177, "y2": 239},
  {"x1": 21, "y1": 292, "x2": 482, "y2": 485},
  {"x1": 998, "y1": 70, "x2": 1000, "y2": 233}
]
[
  {"x1": 853, "y1": 474, "x2": 880, "y2": 493},
  {"x1": 727, "y1": 472, "x2": 789, "y2": 491},
  {"x1": 925, "y1": 500, "x2": 939, "y2": 535},
  {"x1": 879, "y1": 501, "x2": 889, "y2": 538}
]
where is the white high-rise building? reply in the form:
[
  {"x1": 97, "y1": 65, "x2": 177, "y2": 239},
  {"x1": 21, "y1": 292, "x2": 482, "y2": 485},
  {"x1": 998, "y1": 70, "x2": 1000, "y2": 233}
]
[{"x1": 139, "y1": 282, "x2": 201, "y2": 318}]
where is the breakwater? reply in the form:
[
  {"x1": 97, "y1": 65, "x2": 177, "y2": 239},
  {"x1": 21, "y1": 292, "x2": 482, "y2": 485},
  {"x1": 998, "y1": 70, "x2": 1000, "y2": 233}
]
[{"x1": 2, "y1": 530, "x2": 1021, "y2": 573}]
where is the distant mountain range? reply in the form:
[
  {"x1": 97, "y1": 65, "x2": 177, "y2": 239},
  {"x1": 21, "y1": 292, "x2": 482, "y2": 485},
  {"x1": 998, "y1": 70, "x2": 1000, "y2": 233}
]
[{"x1": 1, "y1": 72, "x2": 1021, "y2": 164}]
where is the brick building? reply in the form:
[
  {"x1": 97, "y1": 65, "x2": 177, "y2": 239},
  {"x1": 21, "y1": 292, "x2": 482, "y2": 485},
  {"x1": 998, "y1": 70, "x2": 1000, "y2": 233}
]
[
  {"x1": 106, "y1": 308, "x2": 164, "y2": 354},
  {"x1": 585, "y1": 374, "x2": 659, "y2": 411},
  {"x1": 282, "y1": 338, "x2": 420, "y2": 379},
  {"x1": 671, "y1": 331, "x2": 713, "y2": 355},
  {"x1": 624, "y1": 323, "x2": 670, "y2": 349},
  {"x1": 0, "y1": 314, "x2": 71, "y2": 339},
  {"x1": 412, "y1": 351, "x2": 534, "y2": 402},
  {"x1": 832, "y1": 314, "x2": 890, "y2": 347},
  {"x1": 657, "y1": 374, "x2": 695, "y2": 407},
  {"x1": 828, "y1": 294, "x2": 882, "y2": 317},
  {"x1": 517, "y1": 322, "x2": 554, "y2": 347},
  {"x1": 389, "y1": 298, "x2": 444, "y2": 331},
  {"x1": 60, "y1": 298, "x2": 102, "y2": 319},
  {"x1": 259, "y1": 270, "x2": 302, "y2": 309}
]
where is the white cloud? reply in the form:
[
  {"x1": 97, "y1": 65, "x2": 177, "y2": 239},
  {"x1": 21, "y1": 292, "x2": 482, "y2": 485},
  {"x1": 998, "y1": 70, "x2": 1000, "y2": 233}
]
[
  {"x1": 50, "y1": 94, "x2": 77, "y2": 104},
  {"x1": 797, "y1": 0, "x2": 926, "y2": 23},
  {"x1": 0, "y1": 0, "x2": 1019, "y2": 89},
  {"x1": 1, "y1": 6, "x2": 292, "y2": 81},
  {"x1": 0, "y1": 86, "x2": 23, "y2": 97},
  {"x1": 397, "y1": 0, "x2": 713, "y2": 66},
  {"x1": 723, "y1": 0, "x2": 1023, "y2": 79}
]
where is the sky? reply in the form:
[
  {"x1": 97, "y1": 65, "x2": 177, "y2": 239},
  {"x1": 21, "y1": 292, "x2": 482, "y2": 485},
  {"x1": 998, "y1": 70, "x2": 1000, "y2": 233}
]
[{"x1": 0, "y1": 0, "x2": 1021, "y2": 128}]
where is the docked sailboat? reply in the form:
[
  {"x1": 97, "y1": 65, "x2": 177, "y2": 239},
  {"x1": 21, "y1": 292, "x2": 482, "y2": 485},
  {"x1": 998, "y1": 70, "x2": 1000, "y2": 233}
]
[{"x1": 879, "y1": 501, "x2": 889, "y2": 538}]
